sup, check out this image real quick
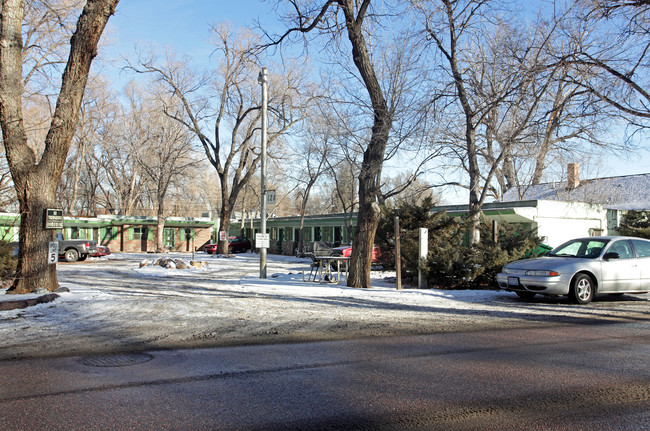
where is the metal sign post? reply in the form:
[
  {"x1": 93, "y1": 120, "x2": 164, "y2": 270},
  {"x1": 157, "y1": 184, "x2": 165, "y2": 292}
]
[{"x1": 258, "y1": 67, "x2": 268, "y2": 279}]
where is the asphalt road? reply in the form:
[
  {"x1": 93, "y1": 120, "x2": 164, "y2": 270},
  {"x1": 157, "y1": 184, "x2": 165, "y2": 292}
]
[{"x1": 0, "y1": 322, "x2": 648, "y2": 430}]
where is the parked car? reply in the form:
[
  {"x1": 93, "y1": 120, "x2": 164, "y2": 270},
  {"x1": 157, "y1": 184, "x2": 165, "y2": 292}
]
[
  {"x1": 91, "y1": 245, "x2": 110, "y2": 257},
  {"x1": 204, "y1": 236, "x2": 252, "y2": 254},
  {"x1": 228, "y1": 236, "x2": 251, "y2": 253},
  {"x1": 8, "y1": 236, "x2": 97, "y2": 262},
  {"x1": 55, "y1": 234, "x2": 98, "y2": 262},
  {"x1": 332, "y1": 244, "x2": 381, "y2": 262},
  {"x1": 497, "y1": 236, "x2": 650, "y2": 304}
]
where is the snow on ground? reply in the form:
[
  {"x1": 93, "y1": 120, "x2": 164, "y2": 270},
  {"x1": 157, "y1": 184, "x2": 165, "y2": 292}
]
[{"x1": 1, "y1": 252, "x2": 648, "y2": 360}]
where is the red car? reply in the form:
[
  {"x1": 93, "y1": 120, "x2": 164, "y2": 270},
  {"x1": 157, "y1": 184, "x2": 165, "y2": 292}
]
[
  {"x1": 91, "y1": 245, "x2": 110, "y2": 257},
  {"x1": 205, "y1": 236, "x2": 252, "y2": 254},
  {"x1": 333, "y1": 244, "x2": 381, "y2": 261}
]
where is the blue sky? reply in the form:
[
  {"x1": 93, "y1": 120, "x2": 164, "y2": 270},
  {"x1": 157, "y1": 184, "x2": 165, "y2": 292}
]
[
  {"x1": 100, "y1": 0, "x2": 650, "y2": 201},
  {"x1": 103, "y1": 0, "x2": 275, "y2": 64}
]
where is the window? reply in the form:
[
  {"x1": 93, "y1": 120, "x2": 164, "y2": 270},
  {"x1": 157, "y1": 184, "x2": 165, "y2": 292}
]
[
  {"x1": 322, "y1": 226, "x2": 332, "y2": 242},
  {"x1": 132, "y1": 227, "x2": 144, "y2": 240},
  {"x1": 102, "y1": 226, "x2": 118, "y2": 242},
  {"x1": 550, "y1": 238, "x2": 609, "y2": 258},
  {"x1": 631, "y1": 239, "x2": 650, "y2": 258},
  {"x1": 608, "y1": 240, "x2": 633, "y2": 259},
  {"x1": 164, "y1": 228, "x2": 176, "y2": 248}
]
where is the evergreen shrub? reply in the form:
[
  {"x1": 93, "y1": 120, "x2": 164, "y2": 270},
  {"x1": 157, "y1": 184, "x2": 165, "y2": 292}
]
[
  {"x1": 376, "y1": 198, "x2": 542, "y2": 289},
  {"x1": 617, "y1": 210, "x2": 650, "y2": 239},
  {"x1": 0, "y1": 240, "x2": 17, "y2": 282}
]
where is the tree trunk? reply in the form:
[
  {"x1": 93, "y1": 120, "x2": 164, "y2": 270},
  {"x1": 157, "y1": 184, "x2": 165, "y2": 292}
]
[
  {"x1": 0, "y1": 0, "x2": 119, "y2": 293},
  {"x1": 240, "y1": 188, "x2": 247, "y2": 237},
  {"x1": 11, "y1": 174, "x2": 59, "y2": 294},
  {"x1": 339, "y1": 0, "x2": 392, "y2": 288},
  {"x1": 68, "y1": 140, "x2": 87, "y2": 215},
  {"x1": 298, "y1": 211, "x2": 306, "y2": 256},
  {"x1": 502, "y1": 152, "x2": 516, "y2": 195},
  {"x1": 347, "y1": 196, "x2": 381, "y2": 288},
  {"x1": 217, "y1": 202, "x2": 233, "y2": 255},
  {"x1": 156, "y1": 201, "x2": 165, "y2": 252}
]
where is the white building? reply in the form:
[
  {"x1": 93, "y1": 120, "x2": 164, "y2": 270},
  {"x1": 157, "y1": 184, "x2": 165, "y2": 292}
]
[{"x1": 436, "y1": 164, "x2": 650, "y2": 248}]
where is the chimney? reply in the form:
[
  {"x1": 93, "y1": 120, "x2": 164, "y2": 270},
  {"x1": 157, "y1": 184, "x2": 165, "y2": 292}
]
[{"x1": 567, "y1": 163, "x2": 580, "y2": 189}]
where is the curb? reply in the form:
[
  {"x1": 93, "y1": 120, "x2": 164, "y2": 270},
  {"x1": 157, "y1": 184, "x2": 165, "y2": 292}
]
[{"x1": 0, "y1": 293, "x2": 60, "y2": 311}]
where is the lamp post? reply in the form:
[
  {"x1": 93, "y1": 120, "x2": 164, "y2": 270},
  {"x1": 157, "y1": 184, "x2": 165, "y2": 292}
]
[{"x1": 258, "y1": 67, "x2": 268, "y2": 279}]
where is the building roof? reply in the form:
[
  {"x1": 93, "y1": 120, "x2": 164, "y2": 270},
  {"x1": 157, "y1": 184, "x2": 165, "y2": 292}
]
[{"x1": 501, "y1": 173, "x2": 650, "y2": 210}]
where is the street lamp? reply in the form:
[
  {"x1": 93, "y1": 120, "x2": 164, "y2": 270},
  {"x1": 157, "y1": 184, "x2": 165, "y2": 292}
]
[{"x1": 258, "y1": 67, "x2": 268, "y2": 279}]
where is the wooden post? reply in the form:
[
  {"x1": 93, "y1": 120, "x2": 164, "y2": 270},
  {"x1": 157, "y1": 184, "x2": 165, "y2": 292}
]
[
  {"x1": 394, "y1": 216, "x2": 402, "y2": 290},
  {"x1": 419, "y1": 228, "x2": 428, "y2": 289}
]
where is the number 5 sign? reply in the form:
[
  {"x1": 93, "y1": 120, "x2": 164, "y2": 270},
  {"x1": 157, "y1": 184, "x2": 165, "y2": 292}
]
[{"x1": 48, "y1": 241, "x2": 59, "y2": 265}]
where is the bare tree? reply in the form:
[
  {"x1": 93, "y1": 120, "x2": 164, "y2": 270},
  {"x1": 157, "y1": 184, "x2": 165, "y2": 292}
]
[
  {"x1": 487, "y1": 3, "x2": 623, "y2": 192},
  {"x1": 327, "y1": 157, "x2": 358, "y2": 240},
  {"x1": 264, "y1": 0, "x2": 433, "y2": 288},
  {"x1": 568, "y1": 0, "x2": 650, "y2": 123},
  {"x1": 126, "y1": 86, "x2": 199, "y2": 251},
  {"x1": 1, "y1": 0, "x2": 85, "y2": 212},
  {"x1": 416, "y1": 0, "x2": 502, "y2": 244},
  {"x1": 415, "y1": 0, "x2": 613, "y2": 239},
  {"x1": 129, "y1": 24, "x2": 312, "y2": 254},
  {"x1": 281, "y1": 98, "x2": 345, "y2": 251},
  {"x1": 381, "y1": 173, "x2": 440, "y2": 206},
  {"x1": 58, "y1": 74, "x2": 117, "y2": 215},
  {"x1": 94, "y1": 110, "x2": 145, "y2": 215},
  {"x1": 0, "y1": 0, "x2": 119, "y2": 293}
]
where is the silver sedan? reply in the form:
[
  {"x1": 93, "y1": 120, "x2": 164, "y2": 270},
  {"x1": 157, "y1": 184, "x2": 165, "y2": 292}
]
[{"x1": 496, "y1": 236, "x2": 650, "y2": 304}]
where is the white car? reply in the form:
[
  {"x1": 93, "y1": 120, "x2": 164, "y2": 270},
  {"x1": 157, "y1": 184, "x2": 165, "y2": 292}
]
[{"x1": 497, "y1": 236, "x2": 650, "y2": 304}]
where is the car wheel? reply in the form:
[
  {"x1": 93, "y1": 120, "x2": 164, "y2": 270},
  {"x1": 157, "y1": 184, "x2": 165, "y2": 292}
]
[
  {"x1": 515, "y1": 291, "x2": 536, "y2": 300},
  {"x1": 570, "y1": 273, "x2": 595, "y2": 304},
  {"x1": 64, "y1": 249, "x2": 79, "y2": 262}
]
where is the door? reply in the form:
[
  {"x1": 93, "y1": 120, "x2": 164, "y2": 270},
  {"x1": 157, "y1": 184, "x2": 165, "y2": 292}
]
[
  {"x1": 140, "y1": 227, "x2": 148, "y2": 252},
  {"x1": 334, "y1": 226, "x2": 342, "y2": 246},
  {"x1": 164, "y1": 228, "x2": 176, "y2": 250},
  {"x1": 600, "y1": 240, "x2": 641, "y2": 292},
  {"x1": 185, "y1": 228, "x2": 192, "y2": 252},
  {"x1": 631, "y1": 239, "x2": 650, "y2": 290}
]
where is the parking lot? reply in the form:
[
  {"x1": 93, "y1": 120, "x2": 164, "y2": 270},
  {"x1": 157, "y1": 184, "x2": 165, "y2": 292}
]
[{"x1": 1, "y1": 252, "x2": 648, "y2": 360}]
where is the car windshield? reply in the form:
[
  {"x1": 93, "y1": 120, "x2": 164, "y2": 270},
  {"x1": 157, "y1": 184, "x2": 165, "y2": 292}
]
[{"x1": 548, "y1": 238, "x2": 610, "y2": 258}]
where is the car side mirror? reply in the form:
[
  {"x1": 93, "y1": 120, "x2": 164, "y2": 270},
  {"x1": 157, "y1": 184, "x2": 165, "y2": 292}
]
[{"x1": 603, "y1": 252, "x2": 619, "y2": 260}]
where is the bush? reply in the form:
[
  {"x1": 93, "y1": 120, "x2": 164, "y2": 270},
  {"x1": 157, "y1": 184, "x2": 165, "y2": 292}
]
[
  {"x1": 376, "y1": 199, "x2": 542, "y2": 289},
  {"x1": 0, "y1": 240, "x2": 17, "y2": 282},
  {"x1": 617, "y1": 210, "x2": 650, "y2": 239},
  {"x1": 468, "y1": 219, "x2": 542, "y2": 288}
]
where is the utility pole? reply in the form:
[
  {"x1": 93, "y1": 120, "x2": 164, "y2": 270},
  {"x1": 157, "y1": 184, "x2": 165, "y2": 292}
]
[{"x1": 258, "y1": 67, "x2": 268, "y2": 279}]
